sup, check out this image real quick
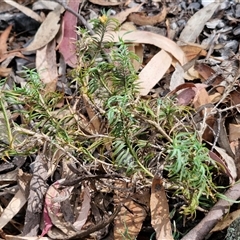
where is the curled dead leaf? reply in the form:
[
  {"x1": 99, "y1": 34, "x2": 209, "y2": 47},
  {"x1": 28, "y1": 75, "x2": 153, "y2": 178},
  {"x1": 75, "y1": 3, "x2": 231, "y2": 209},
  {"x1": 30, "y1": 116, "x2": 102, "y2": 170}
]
[
  {"x1": 214, "y1": 146, "x2": 237, "y2": 182},
  {"x1": 209, "y1": 151, "x2": 233, "y2": 179},
  {"x1": 36, "y1": 40, "x2": 58, "y2": 93},
  {"x1": 0, "y1": 66, "x2": 11, "y2": 77},
  {"x1": 113, "y1": 3, "x2": 143, "y2": 24},
  {"x1": 3, "y1": 0, "x2": 43, "y2": 22},
  {"x1": 128, "y1": 5, "x2": 167, "y2": 26},
  {"x1": 23, "y1": 6, "x2": 62, "y2": 52},
  {"x1": 138, "y1": 50, "x2": 172, "y2": 96},
  {"x1": 181, "y1": 45, "x2": 207, "y2": 61},
  {"x1": 0, "y1": 25, "x2": 12, "y2": 58},
  {"x1": 211, "y1": 209, "x2": 240, "y2": 233},
  {"x1": 105, "y1": 30, "x2": 187, "y2": 65}
]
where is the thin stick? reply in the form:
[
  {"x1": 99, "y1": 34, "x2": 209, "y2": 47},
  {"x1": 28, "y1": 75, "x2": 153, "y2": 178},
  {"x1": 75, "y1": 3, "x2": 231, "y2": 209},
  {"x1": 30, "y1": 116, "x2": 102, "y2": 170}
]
[{"x1": 50, "y1": 0, "x2": 94, "y2": 35}]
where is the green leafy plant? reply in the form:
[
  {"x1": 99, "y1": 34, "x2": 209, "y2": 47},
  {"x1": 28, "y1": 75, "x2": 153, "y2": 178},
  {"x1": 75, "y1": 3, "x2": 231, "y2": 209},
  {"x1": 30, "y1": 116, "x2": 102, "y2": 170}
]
[
  {"x1": 165, "y1": 132, "x2": 218, "y2": 217},
  {"x1": 0, "y1": 10, "x2": 222, "y2": 221},
  {"x1": 72, "y1": 11, "x2": 222, "y2": 217},
  {"x1": 0, "y1": 68, "x2": 79, "y2": 156}
]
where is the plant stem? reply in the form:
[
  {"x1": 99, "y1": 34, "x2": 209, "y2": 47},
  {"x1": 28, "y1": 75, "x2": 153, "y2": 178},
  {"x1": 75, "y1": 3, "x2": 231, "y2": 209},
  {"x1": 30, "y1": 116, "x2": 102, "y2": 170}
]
[{"x1": 0, "y1": 97, "x2": 13, "y2": 149}]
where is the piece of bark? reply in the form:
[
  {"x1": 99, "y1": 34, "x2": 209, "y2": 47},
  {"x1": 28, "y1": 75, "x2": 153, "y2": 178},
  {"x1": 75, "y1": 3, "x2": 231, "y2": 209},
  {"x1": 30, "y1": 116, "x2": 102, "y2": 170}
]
[
  {"x1": 181, "y1": 182, "x2": 240, "y2": 240},
  {"x1": 22, "y1": 154, "x2": 48, "y2": 236}
]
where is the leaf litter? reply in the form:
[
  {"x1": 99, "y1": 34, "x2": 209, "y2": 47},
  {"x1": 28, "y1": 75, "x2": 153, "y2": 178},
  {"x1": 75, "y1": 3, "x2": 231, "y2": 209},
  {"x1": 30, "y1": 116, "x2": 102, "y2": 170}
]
[{"x1": 1, "y1": 1, "x2": 240, "y2": 240}]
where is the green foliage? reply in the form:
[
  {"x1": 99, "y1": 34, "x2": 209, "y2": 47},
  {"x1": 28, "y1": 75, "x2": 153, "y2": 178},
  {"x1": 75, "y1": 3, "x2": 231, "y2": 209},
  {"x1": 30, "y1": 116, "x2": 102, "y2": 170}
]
[
  {"x1": 72, "y1": 11, "x2": 153, "y2": 175},
  {"x1": 0, "y1": 68, "x2": 78, "y2": 155},
  {"x1": 0, "y1": 10, "x2": 222, "y2": 221},
  {"x1": 165, "y1": 132, "x2": 218, "y2": 217},
  {"x1": 71, "y1": 12, "x2": 222, "y2": 217}
]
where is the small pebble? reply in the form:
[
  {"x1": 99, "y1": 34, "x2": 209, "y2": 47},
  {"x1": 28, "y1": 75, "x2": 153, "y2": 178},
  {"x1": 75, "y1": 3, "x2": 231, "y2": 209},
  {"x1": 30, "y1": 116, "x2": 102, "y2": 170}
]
[{"x1": 235, "y1": 4, "x2": 240, "y2": 18}]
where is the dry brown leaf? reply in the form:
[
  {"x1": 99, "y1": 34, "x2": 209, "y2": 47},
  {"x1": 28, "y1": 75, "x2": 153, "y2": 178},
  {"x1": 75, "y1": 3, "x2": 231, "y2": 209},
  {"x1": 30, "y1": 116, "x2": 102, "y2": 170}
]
[
  {"x1": 150, "y1": 176, "x2": 173, "y2": 240},
  {"x1": 209, "y1": 151, "x2": 233, "y2": 179},
  {"x1": 184, "y1": 65, "x2": 201, "y2": 81},
  {"x1": 106, "y1": 30, "x2": 187, "y2": 65},
  {"x1": 211, "y1": 209, "x2": 240, "y2": 232},
  {"x1": 0, "y1": 25, "x2": 12, "y2": 58},
  {"x1": 0, "y1": 1, "x2": 15, "y2": 13},
  {"x1": 113, "y1": 3, "x2": 143, "y2": 24},
  {"x1": 128, "y1": 5, "x2": 167, "y2": 26},
  {"x1": 192, "y1": 84, "x2": 211, "y2": 110},
  {"x1": 138, "y1": 50, "x2": 172, "y2": 95},
  {"x1": 177, "y1": 88, "x2": 196, "y2": 105},
  {"x1": 169, "y1": 83, "x2": 215, "y2": 142},
  {"x1": 214, "y1": 146, "x2": 237, "y2": 182},
  {"x1": 169, "y1": 82, "x2": 196, "y2": 95},
  {"x1": 168, "y1": 83, "x2": 195, "y2": 105},
  {"x1": 0, "y1": 190, "x2": 27, "y2": 229},
  {"x1": 0, "y1": 66, "x2": 11, "y2": 77},
  {"x1": 32, "y1": 0, "x2": 63, "y2": 11},
  {"x1": 229, "y1": 124, "x2": 240, "y2": 142},
  {"x1": 3, "y1": 0, "x2": 43, "y2": 22},
  {"x1": 192, "y1": 84, "x2": 216, "y2": 142},
  {"x1": 88, "y1": 0, "x2": 125, "y2": 6},
  {"x1": 169, "y1": 63, "x2": 185, "y2": 91},
  {"x1": 36, "y1": 39, "x2": 58, "y2": 93},
  {"x1": 73, "y1": 187, "x2": 91, "y2": 230},
  {"x1": 194, "y1": 63, "x2": 224, "y2": 86},
  {"x1": 0, "y1": 51, "x2": 26, "y2": 63},
  {"x1": 114, "y1": 197, "x2": 147, "y2": 239},
  {"x1": 229, "y1": 87, "x2": 240, "y2": 112},
  {"x1": 179, "y1": 3, "x2": 220, "y2": 43},
  {"x1": 83, "y1": 94, "x2": 101, "y2": 133},
  {"x1": 23, "y1": 5, "x2": 62, "y2": 52},
  {"x1": 209, "y1": 92, "x2": 221, "y2": 103},
  {"x1": 114, "y1": 181, "x2": 149, "y2": 240},
  {"x1": 181, "y1": 45, "x2": 207, "y2": 61},
  {"x1": 169, "y1": 83, "x2": 210, "y2": 107},
  {"x1": 120, "y1": 21, "x2": 136, "y2": 31}
]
